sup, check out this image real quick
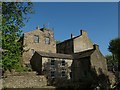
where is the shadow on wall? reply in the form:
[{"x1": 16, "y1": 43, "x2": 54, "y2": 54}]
[
  {"x1": 42, "y1": 60, "x2": 71, "y2": 87},
  {"x1": 30, "y1": 59, "x2": 111, "y2": 90},
  {"x1": 63, "y1": 67, "x2": 111, "y2": 90}
]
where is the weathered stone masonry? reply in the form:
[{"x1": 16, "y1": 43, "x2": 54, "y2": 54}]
[{"x1": 22, "y1": 27, "x2": 108, "y2": 85}]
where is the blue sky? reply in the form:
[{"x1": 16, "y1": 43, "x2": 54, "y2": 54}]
[{"x1": 22, "y1": 2, "x2": 118, "y2": 56}]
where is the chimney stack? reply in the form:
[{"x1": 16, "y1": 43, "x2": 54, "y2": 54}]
[
  {"x1": 80, "y1": 30, "x2": 88, "y2": 36},
  {"x1": 71, "y1": 33, "x2": 74, "y2": 38},
  {"x1": 36, "y1": 26, "x2": 40, "y2": 30},
  {"x1": 93, "y1": 44, "x2": 99, "y2": 50}
]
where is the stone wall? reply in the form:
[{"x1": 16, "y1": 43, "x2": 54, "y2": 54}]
[
  {"x1": 91, "y1": 45, "x2": 108, "y2": 75},
  {"x1": 56, "y1": 39, "x2": 74, "y2": 54},
  {"x1": 56, "y1": 30, "x2": 93, "y2": 54},
  {"x1": 23, "y1": 28, "x2": 56, "y2": 64},
  {"x1": 74, "y1": 30, "x2": 93, "y2": 53},
  {"x1": 71, "y1": 57, "x2": 91, "y2": 82},
  {"x1": 3, "y1": 72, "x2": 49, "y2": 88},
  {"x1": 42, "y1": 57, "x2": 72, "y2": 80},
  {"x1": 30, "y1": 54, "x2": 72, "y2": 80}
]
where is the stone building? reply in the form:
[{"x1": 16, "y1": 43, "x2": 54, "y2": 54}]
[
  {"x1": 22, "y1": 27, "x2": 108, "y2": 86},
  {"x1": 22, "y1": 27, "x2": 56, "y2": 65},
  {"x1": 71, "y1": 44, "x2": 107, "y2": 82},
  {"x1": 57, "y1": 30, "x2": 93, "y2": 54},
  {"x1": 30, "y1": 51, "x2": 73, "y2": 85}
]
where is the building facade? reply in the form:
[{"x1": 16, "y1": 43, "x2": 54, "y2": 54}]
[
  {"x1": 30, "y1": 51, "x2": 73, "y2": 85},
  {"x1": 22, "y1": 27, "x2": 56, "y2": 64},
  {"x1": 22, "y1": 27, "x2": 108, "y2": 86},
  {"x1": 57, "y1": 30, "x2": 93, "y2": 54}
]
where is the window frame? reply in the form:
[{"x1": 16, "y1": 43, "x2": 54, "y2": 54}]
[
  {"x1": 61, "y1": 71, "x2": 66, "y2": 77},
  {"x1": 45, "y1": 37, "x2": 50, "y2": 44},
  {"x1": 31, "y1": 49, "x2": 35, "y2": 56},
  {"x1": 34, "y1": 35, "x2": 39, "y2": 43},
  {"x1": 61, "y1": 60, "x2": 65, "y2": 66},
  {"x1": 51, "y1": 71, "x2": 55, "y2": 78},
  {"x1": 51, "y1": 59, "x2": 55, "y2": 66}
]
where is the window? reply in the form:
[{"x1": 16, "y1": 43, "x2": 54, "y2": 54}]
[
  {"x1": 45, "y1": 37, "x2": 50, "y2": 44},
  {"x1": 61, "y1": 60, "x2": 65, "y2": 66},
  {"x1": 31, "y1": 49, "x2": 34, "y2": 55},
  {"x1": 61, "y1": 71, "x2": 66, "y2": 77},
  {"x1": 34, "y1": 35, "x2": 39, "y2": 43},
  {"x1": 51, "y1": 71, "x2": 55, "y2": 78},
  {"x1": 51, "y1": 59, "x2": 55, "y2": 66}
]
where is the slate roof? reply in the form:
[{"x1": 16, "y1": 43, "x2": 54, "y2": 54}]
[
  {"x1": 56, "y1": 35, "x2": 81, "y2": 45},
  {"x1": 35, "y1": 48, "x2": 95, "y2": 60},
  {"x1": 36, "y1": 51, "x2": 73, "y2": 59},
  {"x1": 73, "y1": 49, "x2": 95, "y2": 59}
]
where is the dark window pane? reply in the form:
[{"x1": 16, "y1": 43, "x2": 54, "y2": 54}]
[
  {"x1": 61, "y1": 71, "x2": 66, "y2": 77},
  {"x1": 62, "y1": 60, "x2": 65, "y2": 66},
  {"x1": 51, "y1": 59, "x2": 55, "y2": 66},
  {"x1": 51, "y1": 71, "x2": 55, "y2": 78}
]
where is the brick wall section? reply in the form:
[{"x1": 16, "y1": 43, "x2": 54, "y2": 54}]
[{"x1": 23, "y1": 28, "x2": 56, "y2": 64}]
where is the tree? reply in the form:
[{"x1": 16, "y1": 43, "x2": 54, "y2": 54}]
[
  {"x1": 105, "y1": 54, "x2": 118, "y2": 72},
  {"x1": 56, "y1": 40, "x2": 61, "y2": 44},
  {"x1": 108, "y1": 38, "x2": 120, "y2": 71},
  {"x1": 2, "y1": 2, "x2": 33, "y2": 72}
]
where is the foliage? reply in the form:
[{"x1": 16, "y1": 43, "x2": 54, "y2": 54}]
[
  {"x1": 108, "y1": 38, "x2": 120, "y2": 71},
  {"x1": 2, "y1": 2, "x2": 33, "y2": 72},
  {"x1": 0, "y1": 31, "x2": 2, "y2": 68},
  {"x1": 108, "y1": 38, "x2": 120, "y2": 56},
  {"x1": 105, "y1": 54, "x2": 115, "y2": 71},
  {"x1": 56, "y1": 40, "x2": 61, "y2": 44}
]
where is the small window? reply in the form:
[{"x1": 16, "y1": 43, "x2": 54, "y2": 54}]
[
  {"x1": 45, "y1": 37, "x2": 50, "y2": 44},
  {"x1": 51, "y1": 71, "x2": 55, "y2": 78},
  {"x1": 51, "y1": 59, "x2": 55, "y2": 66},
  {"x1": 34, "y1": 35, "x2": 39, "y2": 43},
  {"x1": 31, "y1": 49, "x2": 34, "y2": 55},
  {"x1": 61, "y1": 71, "x2": 66, "y2": 77},
  {"x1": 62, "y1": 60, "x2": 65, "y2": 66}
]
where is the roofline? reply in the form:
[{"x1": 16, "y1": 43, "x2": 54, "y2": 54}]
[
  {"x1": 23, "y1": 28, "x2": 53, "y2": 34},
  {"x1": 35, "y1": 51, "x2": 73, "y2": 59},
  {"x1": 57, "y1": 30, "x2": 88, "y2": 45},
  {"x1": 74, "y1": 48, "x2": 94, "y2": 54},
  {"x1": 57, "y1": 35, "x2": 81, "y2": 45}
]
